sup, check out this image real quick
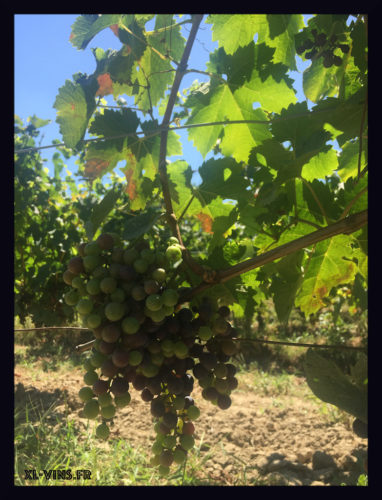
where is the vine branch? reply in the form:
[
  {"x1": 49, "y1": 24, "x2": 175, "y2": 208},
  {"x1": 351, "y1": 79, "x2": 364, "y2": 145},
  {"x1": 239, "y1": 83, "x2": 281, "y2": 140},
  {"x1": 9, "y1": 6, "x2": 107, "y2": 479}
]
[
  {"x1": 157, "y1": 14, "x2": 205, "y2": 278},
  {"x1": 179, "y1": 209, "x2": 368, "y2": 302}
]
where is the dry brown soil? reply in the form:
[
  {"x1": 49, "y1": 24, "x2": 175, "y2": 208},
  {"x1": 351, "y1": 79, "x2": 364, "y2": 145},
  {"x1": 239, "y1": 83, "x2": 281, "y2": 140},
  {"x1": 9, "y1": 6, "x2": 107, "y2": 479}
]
[{"x1": 14, "y1": 363, "x2": 367, "y2": 486}]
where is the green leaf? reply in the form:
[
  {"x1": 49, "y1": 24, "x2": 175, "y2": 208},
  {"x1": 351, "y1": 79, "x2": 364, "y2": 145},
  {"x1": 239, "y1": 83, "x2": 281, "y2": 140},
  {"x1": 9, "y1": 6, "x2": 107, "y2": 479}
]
[
  {"x1": 270, "y1": 250, "x2": 304, "y2": 323},
  {"x1": 54, "y1": 77, "x2": 98, "y2": 149},
  {"x1": 88, "y1": 186, "x2": 123, "y2": 240},
  {"x1": 337, "y1": 140, "x2": 367, "y2": 182},
  {"x1": 207, "y1": 14, "x2": 268, "y2": 55},
  {"x1": 122, "y1": 207, "x2": 163, "y2": 241},
  {"x1": 70, "y1": 15, "x2": 128, "y2": 50},
  {"x1": 304, "y1": 349, "x2": 367, "y2": 422},
  {"x1": 197, "y1": 158, "x2": 251, "y2": 204},
  {"x1": 350, "y1": 20, "x2": 367, "y2": 77},
  {"x1": 301, "y1": 149, "x2": 339, "y2": 182},
  {"x1": 88, "y1": 108, "x2": 140, "y2": 150},
  {"x1": 295, "y1": 234, "x2": 359, "y2": 315},
  {"x1": 265, "y1": 15, "x2": 304, "y2": 71}
]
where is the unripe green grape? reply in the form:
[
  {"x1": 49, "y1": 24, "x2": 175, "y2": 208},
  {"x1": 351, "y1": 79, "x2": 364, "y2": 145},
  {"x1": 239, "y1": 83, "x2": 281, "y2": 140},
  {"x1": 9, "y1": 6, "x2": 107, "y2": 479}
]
[
  {"x1": 162, "y1": 304, "x2": 174, "y2": 317},
  {"x1": 146, "y1": 294, "x2": 162, "y2": 312},
  {"x1": 90, "y1": 351, "x2": 107, "y2": 369},
  {"x1": 83, "y1": 254, "x2": 102, "y2": 272},
  {"x1": 150, "y1": 455, "x2": 161, "y2": 467},
  {"x1": 187, "y1": 405, "x2": 200, "y2": 420},
  {"x1": 199, "y1": 374, "x2": 214, "y2": 389},
  {"x1": 141, "y1": 362, "x2": 159, "y2": 378},
  {"x1": 86, "y1": 278, "x2": 101, "y2": 295},
  {"x1": 152, "y1": 441, "x2": 163, "y2": 455},
  {"x1": 96, "y1": 422, "x2": 110, "y2": 440},
  {"x1": 83, "y1": 399, "x2": 99, "y2": 419},
  {"x1": 161, "y1": 289, "x2": 179, "y2": 307},
  {"x1": 173, "y1": 447, "x2": 187, "y2": 464},
  {"x1": 121, "y1": 316, "x2": 140, "y2": 334},
  {"x1": 101, "y1": 404, "x2": 116, "y2": 419},
  {"x1": 179, "y1": 434, "x2": 194, "y2": 451},
  {"x1": 71, "y1": 276, "x2": 85, "y2": 289},
  {"x1": 128, "y1": 350, "x2": 143, "y2": 366},
  {"x1": 84, "y1": 241, "x2": 102, "y2": 256},
  {"x1": 76, "y1": 298, "x2": 93, "y2": 315},
  {"x1": 151, "y1": 352, "x2": 165, "y2": 367},
  {"x1": 158, "y1": 465, "x2": 170, "y2": 476},
  {"x1": 161, "y1": 339, "x2": 174, "y2": 355},
  {"x1": 163, "y1": 435, "x2": 176, "y2": 449},
  {"x1": 198, "y1": 326, "x2": 213, "y2": 341},
  {"x1": 165, "y1": 244, "x2": 182, "y2": 262},
  {"x1": 98, "y1": 392, "x2": 113, "y2": 407},
  {"x1": 86, "y1": 313, "x2": 102, "y2": 330},
  {"x1": 104, "y1": 302, "x2": 125, "y2": 322},
  {"x1": 63, "y1": 269, "x2": 75, "y2": 285},
  {"x1": 77, "y1": 242, "x2": 87, "y2": 257},
  {"x1": 174, "y1": 341, "x2": 188, "y2": 359},
  {"x1": 114, "y1": 392, "x2": 131, "y2": 408},
  {"x1": 215, "y1": 378, "x2": 229, "y2": 394},
  {"x1": 134, "y1": 258, "x2": 148, "y2": 274},
  {"x1": 78, "y1": 386, "x2": 94, "y2": 402},
  {"x1": 64, "y1": 290, "x2": 80, "y2": 306},
  {"x1": 152, "y1": 268, "x2": 166, "y2": 283},
  {"x1": 149, "y1": 308, "x2": 167, "y2": 323},
  {"x1": 168, "y1": 236, "x2": 179, "y2": 245},
  {"x1": 100, "y1": 277, "x2": 117, "y2": 294}
]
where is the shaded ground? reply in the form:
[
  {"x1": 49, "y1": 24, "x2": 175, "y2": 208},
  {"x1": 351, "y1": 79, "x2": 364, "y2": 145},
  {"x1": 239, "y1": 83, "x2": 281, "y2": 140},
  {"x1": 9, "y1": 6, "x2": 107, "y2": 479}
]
[{"x1": 14, "y1": 362, "x2": 367, "y2": 486}]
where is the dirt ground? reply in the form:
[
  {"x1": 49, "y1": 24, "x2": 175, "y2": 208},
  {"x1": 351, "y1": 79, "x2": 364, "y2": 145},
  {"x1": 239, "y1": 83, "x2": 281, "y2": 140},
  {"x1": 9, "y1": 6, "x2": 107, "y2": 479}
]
[{"x1": 14, "y1": 363, "x2": 367, "y2": 486}]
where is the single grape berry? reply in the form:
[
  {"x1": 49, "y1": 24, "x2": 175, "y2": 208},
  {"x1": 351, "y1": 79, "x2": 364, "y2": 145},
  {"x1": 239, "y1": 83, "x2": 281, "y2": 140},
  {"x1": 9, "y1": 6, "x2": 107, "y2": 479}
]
[{"x1": 96, "y1": 422, "x2": 110, "y2": 440}]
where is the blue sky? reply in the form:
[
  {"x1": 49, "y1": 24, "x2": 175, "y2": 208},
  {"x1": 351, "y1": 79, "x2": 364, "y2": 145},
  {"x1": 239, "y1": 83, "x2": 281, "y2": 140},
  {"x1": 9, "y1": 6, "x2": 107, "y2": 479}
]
[{"x1": 15, "y1": 14, "x2": 311, "y2": 184}]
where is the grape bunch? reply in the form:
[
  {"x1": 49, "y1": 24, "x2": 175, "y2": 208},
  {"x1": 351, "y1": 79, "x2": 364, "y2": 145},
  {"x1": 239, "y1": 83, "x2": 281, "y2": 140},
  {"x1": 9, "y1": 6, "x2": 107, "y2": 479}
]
[
  {"x1": 62, "y1": 232, "x2": 239, "y2": 476},
  {"x1": 296, "y1": 29, "x2": 350, "y2": 68}
]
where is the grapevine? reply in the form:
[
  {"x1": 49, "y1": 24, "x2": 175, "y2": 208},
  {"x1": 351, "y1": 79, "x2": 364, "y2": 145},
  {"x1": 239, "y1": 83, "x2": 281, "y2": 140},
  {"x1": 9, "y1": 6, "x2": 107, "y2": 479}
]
[{"x1": 63, "y1": 232, "x2": 239, "y2": 475}]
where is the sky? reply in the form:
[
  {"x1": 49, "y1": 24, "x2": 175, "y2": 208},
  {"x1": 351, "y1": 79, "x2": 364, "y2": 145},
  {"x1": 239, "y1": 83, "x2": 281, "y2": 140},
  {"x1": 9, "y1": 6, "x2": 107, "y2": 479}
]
[{"x1": 14, "y1": 14, "x2": 312, "y2": 185}]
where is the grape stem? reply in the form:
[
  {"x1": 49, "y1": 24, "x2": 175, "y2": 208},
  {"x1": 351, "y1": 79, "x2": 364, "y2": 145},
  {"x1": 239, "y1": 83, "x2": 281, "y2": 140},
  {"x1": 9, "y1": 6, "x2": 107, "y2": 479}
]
[{"x1": 179, "y1": 209, "x2": 368, "y2": 301}]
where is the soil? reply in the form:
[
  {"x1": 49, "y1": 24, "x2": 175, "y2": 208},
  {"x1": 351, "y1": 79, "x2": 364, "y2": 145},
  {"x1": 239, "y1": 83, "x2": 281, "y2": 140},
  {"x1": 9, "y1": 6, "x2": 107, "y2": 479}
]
[{"x1": 14, "y1": 363, "x2": 368, "y2": 486}]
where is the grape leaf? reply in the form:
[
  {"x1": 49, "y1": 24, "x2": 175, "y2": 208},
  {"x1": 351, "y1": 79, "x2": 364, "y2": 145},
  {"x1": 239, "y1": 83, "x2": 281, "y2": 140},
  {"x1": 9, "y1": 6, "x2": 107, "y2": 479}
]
[
  {"x1": 122, "y1": 207, "x2": 163, "y2": 241},
  {"x1": 265, "y1": 15, "x2": 304, "y2": 71},
  {"x1": 295, "y1": 234, "x2": 359, "y2": 315},
  {"x1": 270, "y1": 250, "x2": 304, "y2": 323},
  {"x1": 197, "y1": 158, "x2": 251, "y2": 204},
  {"x1": 337, "y1": 140, "x2": 367, "y2": 182},
  {"x1": 304, "y1": 349, "x2": 367, "y2": 422},
  {"x1": 301, "y1": 149, "x2": 339, "y2": 182},
  {"x1": 70, "y1": 15, "x2": 129, "y2": 50},
  {"x1": 206, "y1": 14, "x2": 268, "y2": 55},
  {"x1": 54, "y1": 77, "x2": 98, "y2": 149}
]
